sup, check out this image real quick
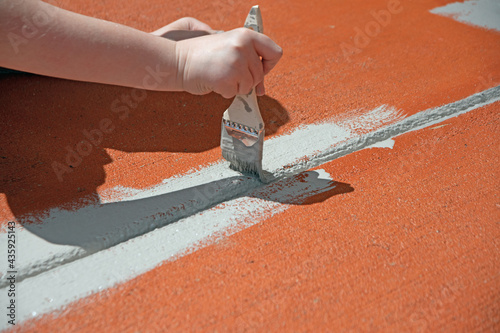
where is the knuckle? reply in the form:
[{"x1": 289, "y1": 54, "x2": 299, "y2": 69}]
[
  {"x1": 234, "y1": 27, "x2": 253, "y2": 41},
  {"x1": 237, "y1": 27, "x2": 252, "y2": 34}
]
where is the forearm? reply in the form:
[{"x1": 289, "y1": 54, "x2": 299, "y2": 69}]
[{"x1": 0, "y1": 0, "x2": 179, "y2": 91}]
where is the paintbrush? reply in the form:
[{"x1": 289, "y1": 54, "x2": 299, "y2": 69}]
[{"x1": 220, "y1": 5, "x2": 265, "y2": 180}]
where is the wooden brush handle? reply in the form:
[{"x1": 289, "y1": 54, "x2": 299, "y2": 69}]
[
  {"x1": 224, "y1": 88, "x2": 264, "y2": 131},
  {"x1": 223, "y1": 5, "x2": 265, "y2": 131}
]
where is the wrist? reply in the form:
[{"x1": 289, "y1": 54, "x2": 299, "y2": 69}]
[
  {"x1": 139, "y1": 37, "x2": 182, "y2": 92},
  {"x1": 173, "y1": 40, "x2": 188, "y2": 93}
]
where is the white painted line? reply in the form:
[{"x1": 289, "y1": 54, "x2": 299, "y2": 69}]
[
  {"x1": 0, "y1": 85, "x2": 499, "y2": 329},
  {"x1": 365, "y1": 138, "x2": 395, "y2": 149},
  {"x1": 269, "y1": 86, "x2": 500, "y2": 180},
  {"x1": 430, "y1": 0, "x2": 500, "y2": 32},
  {"x1": 2, "y1": 169, "x2": 341, "y2": 328},
  {"x1": 0, "y1": 105, "x2": 404, "y2": 288}
]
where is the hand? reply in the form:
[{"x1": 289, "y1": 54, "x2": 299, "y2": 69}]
[
  {"x1": 175, "y1": 28, "x2": 283, "y2": 98},
  {"x1": 151, "y1": 17, "x2": 216, "y2": 41}
]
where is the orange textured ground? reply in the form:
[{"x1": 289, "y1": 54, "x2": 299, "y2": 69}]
[
  {"x1": 2, "y1": 0, "x2": 499, "y2": 223},
  {"x1": 15, "y1": 102, "x2": 500, "y2": 333},
  {"x1": 1, "y1": 0, "x2": 499, "y2": 331}
]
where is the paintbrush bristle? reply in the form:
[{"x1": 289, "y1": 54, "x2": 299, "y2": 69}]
[
  {"x1": 220, "y1": 122, "x2": 264, "y2": 179},
  {"x1": 222, "y1": 150, "x2": 260, "y2": 174}
]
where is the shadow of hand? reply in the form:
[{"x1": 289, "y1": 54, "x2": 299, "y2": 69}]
[{"x1": 0, "y1": 74, "x2": 289, "y2": 222}]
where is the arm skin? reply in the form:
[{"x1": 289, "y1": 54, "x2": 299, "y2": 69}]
[
  {"x1": 0, "y1": 0, "x2": 179, "y2": 92},
  {"x1": 0, "y1": 1, "x2": 282, "y2": 98}
]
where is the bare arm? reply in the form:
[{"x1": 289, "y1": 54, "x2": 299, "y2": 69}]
[
  {"x1": 0, "y1": 0, "x2": 283, "y2": 97},
  {"x1": 0, "y1": 0, "x2": 178, "y2": 91}
]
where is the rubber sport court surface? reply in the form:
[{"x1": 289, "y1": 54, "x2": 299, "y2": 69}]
[{"x1": 0, "y1": 0, "x2": 499, "y2": 331}]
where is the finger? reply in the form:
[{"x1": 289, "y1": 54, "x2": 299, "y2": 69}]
[
  {"x1": 219, "y1": 82, "x2": 238, "y2": 99},
  {"x1": 255, "y1": 81, "x2": 265, "y2": 96},
  {"x1": 248, "y1": 53, "x2": 264, "y2": 88},
  {"x1": 184, "y1": 17, "x2": 214, "y2": 32},
  {"x1": 251, "y1": 33, "x2": 283, "y2": 75},
  {"x1": 152, "y1": 18, "x2": 215, "y2": 37},
  {"x1": 160, "y1": 30, "x2": 211, "y2": 41},
  {"x1": 150, "y1": 26, "x2": 170, "y2": 36},
  {"x1": 221, "y1": 89, "x2": 236, "y2": 99},
  {"x1": 237, "y1": 71, "x2": 254, "y2": 95}
]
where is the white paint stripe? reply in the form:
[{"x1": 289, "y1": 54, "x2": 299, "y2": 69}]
[
  {"x1": 430, "y1": 0, "x2": 500, "y2": 32},
  {"x1": 262, "y1": 105, "x2": 403, "y2": 172},
  {"x1": 265, "y1": 86, "x2": 500, "y2": 183},
  {"x1": 0, "y1": 105, "x2": 403, "y2": 288},
  {"x1": 365, "y1": 138, "x2": 395, "y2": 149},
  {"x1": 2, "y1": 169, "x2": 339, "y2": 328},
  {"x1": 0, "y1": 86, "x2": 499, "y2": 329}
]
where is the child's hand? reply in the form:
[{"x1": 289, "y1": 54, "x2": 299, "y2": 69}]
[
  {"x1": 152, "y1": 18, "x2": 217, "y2": 41},
  {"x1": 175, "y1": 28, "x2": 282, "y2": 98}
]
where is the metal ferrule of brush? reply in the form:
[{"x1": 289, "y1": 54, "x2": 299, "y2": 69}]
[
  {"x1": 220, "y1": 125, "x2": 264, "y2": 175},
  {"x1": 222, "y1": 119, "x2": 263, "y2": 147}
]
